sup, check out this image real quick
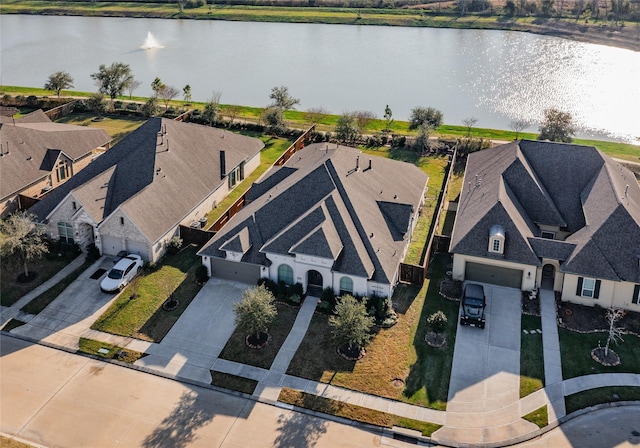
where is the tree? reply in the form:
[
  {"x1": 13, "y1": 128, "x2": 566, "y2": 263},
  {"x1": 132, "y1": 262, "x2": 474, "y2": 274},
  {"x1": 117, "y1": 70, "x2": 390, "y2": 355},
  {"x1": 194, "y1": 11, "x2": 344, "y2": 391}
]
[
  {"x1": 603, "y1": 307, "x2": 625, "y2": 357},
  {"x1": 462, "y1": 117, "x2": 478, "y2": 137},
  {"x1": 44, "y1": 71, "x2": 74, "y2": 98},
  {"x1": 353, "y1": 110, "x2": 376, "y2": 134},
  {"x1": 383, "y1": 104, "x2": 394, "y2": 132},
  {"x1": 538, "y1": 108, "x2": 576, "y2": 142},
  {"x1": 427, "y1": 310, "x2": 448, "y2": 335},
  {"x1": 329, "y1": 295, "x2": 375, "y2": 354},
  {"x1": 413, "y1": 123, "x2": 433, "y2": 153},
  {"x1": 87, "y1": 93, "x2": 107, "y2": 116},
  {"x1": 409, "y1": 106, "x2": 443, "y2": 130},
  {"x1": 262, "y1": 107, "x2": 286, "y2": 135},
  {"x1": 141, "y1": 96, "x2": 160, "y2": 117},
  {"x1": 0, "y1": 211, "x2": 49, "y2": 279},
  {"x1": 334, "y1": 112, "x2": 359, "y2": 143},
  {"x1": 151, "y1": 77, "x2": 165, "y2": 97},
  {"x1": 90, "y1": 62, "x2": 134, "y2": 102},
  {"x1": 158, "y1": 85, "x2": 179, "y2": 111},
  {"x1": 202, "y1": 91, "x2": 222, "y2": 126},
  {"x1": 183, "y1": 84, "x2": 192, "y2": 104},
  {"x1": 233, "y1": 285, "x2": 277, "y2": 342},
  {"x1": 126, "y1": 79, "x2": 141, "y2": 100},
  {"x1": 509, "y1": 119, "x2": 530, "y2": 140},
  {"x1": 303, "y1": 107, "x2": 329, "y2": 127},
  {"x1": 269, "y1": 85, "x2": 300, "y2": 110},
  {"x1": 225, "y1": 105, "x2": 241, "y2": 124}
]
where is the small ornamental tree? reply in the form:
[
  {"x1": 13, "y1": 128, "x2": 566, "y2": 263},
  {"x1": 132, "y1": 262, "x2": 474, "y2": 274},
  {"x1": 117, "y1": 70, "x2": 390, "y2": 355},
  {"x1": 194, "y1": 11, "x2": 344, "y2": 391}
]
[
  {"x1": 538, "y1": 108, "x2": 576, "y2": 142},
  {"x1": 0, "y1": 211, "x2": 49, "y2": 279},
  {"x1": 604, "y1": 307, "x2": 625, "y2": 357},
  {"x1": 262, "y1": 107, "x2": 286, "y2": 135},
  {"x1": 427, "y1": 311, "x2": 448, "y2": 335},
  {"x1": 269, "y1": 85, "x2": 300, "y2": 110},
  {"x1": 409, "y1": 106, "x2": 443, "y2": 130},
  {"x1": 233, "y1": 285, "x2": 277, "y2": 344},
  {"x1": 383, "y1": 104, "x2": 394, "y2": 132},
  {"x1": 335, "y1": 112, "x2": 359, "y2": 143},
  {"x1": 329, "y1": 295, "x2": 375, "y2": 356},
  {"x1": 44, "y1": 71, "x2": 74, "y2": 98}
]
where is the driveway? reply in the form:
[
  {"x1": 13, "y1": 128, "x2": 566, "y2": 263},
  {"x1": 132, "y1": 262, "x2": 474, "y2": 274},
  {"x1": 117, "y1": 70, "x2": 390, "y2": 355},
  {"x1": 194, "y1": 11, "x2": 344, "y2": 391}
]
[
  {"x1": 10, "y1": 257, "x2": 119, "y2": 349},
  {"x1": 434, "y1": 284, "x2": 537, "y2": 445},
  {"x1": 134, "y1": 278, "x2": 248, "y2": 383}
]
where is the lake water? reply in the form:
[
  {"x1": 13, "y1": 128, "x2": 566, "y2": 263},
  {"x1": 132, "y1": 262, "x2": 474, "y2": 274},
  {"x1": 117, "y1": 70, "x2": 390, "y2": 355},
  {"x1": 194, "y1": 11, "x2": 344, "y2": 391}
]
[{"x1": 1, "y1": 14, "x2": 638, "y2": 143}]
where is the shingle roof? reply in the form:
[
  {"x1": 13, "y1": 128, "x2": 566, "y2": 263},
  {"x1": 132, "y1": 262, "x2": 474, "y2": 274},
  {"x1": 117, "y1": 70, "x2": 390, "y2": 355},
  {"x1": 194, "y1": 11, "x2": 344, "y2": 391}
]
[
  {"x1": 451, "y1": 140, "x2": 640, "y2": 283},
  {"x1": 0, "y1": 118, "x2": 111, "y2": 200},
  {"x1": 199, "y1": 143, "x2": 429, "y2": 284},
  {"x1": 30, "y1": 118, "x2": 264, "y2": 243}
]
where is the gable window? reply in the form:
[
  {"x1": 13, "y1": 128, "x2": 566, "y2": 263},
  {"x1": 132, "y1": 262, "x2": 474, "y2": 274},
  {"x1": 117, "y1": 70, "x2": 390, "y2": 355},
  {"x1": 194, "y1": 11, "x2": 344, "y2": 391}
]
[
  {"x1": 541, "y1": 231, "x2": 555, "y2": 240},
  {"x1": 488, "y1": 225, "x2": 505, "y2": 255},
  {"x1": 56, "y1": 159, "x2": 70, "y2": 182},
  {"x1": 120, "y1": 217, "x2": 125, "y2": 226},
  {"x1": 72, "y1": 201, "x2": 77, "y2": 210},
  {"x1": 633, "y1": 285, "x2": 640, "y2": 305},
  {"x1": 576, "y1": 277, "x2": 601, "y2": 299},
  {"x1": 278, "y1": 264, "x2": 294, "y2": 285},
  {"x1": 58, "y1": 222, "x2": 74, "y2": 244},
  {"x1": 339, "y1": 276, "x2": 353, "y2": 295}
]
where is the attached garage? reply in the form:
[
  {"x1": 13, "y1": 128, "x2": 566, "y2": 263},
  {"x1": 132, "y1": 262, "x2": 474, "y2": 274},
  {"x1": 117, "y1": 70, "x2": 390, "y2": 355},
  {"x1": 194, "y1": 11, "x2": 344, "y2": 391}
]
[
  {"x1": 210, "y1": 258, "x2": 260, "y2": 284},
  {"x1": 101, "y1": 236, "x2": 124, "y2": 257},
  {"x1": 126, "y1": 240, "x2": 150, "y2": 261},
  {"x1": 465, "y1": 262, "x2": 523, "y2": 289}
]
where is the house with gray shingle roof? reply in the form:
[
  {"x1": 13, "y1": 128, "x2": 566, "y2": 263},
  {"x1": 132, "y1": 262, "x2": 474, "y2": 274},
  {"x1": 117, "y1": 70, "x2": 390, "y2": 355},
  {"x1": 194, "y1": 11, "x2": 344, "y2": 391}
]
[
  {"x1": 198, "y1": 143, "x2": 428, "y2": 298},
  {"x1": 29, "y1": 118, "x2": 263, "y2": 262},
  {"x1": 0, "y1": 110, "x2": 111, "y2": 217},
  {"x1": 450, "y1": 140, "x2": 640, "y2": 311}
]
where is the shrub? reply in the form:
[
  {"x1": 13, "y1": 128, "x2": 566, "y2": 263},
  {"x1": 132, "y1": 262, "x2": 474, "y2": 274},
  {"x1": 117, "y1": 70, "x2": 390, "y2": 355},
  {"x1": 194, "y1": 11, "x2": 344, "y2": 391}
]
[
  {"x1": 85, "y1": 243, "x2": 101, "y2": 262},
  {"x1": 391, "y1": 135, "x2": 406, "y2": 148},
  {"x1": 317, "y1": 300, "x2": 334, "y2": 314},
  {"x1": 257, "y1": 277, "x2": 278, "y2": 296},
  {"x1": 113, "y1": 100, "x2": 123, "y2": 109},
  {"x1": 427, "y1": 310, "x2": 448, "y2": 334},
  {"x1": 195, "y1": 265, "x2": 209, "y2": 284},
  {"x1": 126, "y1": 102, "x2": 139, "y2": 111},
  {"x1": 290, "y1": 282, "x2": 304, "y2": 298},
  {"x1": 166, "y1": 236, "x2": 183, "y2": 255},
  {"x1": 277, "y1": 280, "x2": 288, "y2": 299},
  {"x1": 26, "y1": 95, "x2": 39, "y2": 107},
  {"x1": 288, "y1": 294, "x2": 302, "y2": 305},
  {"x1": 321, "y1": 286, "x2": 336, "y2": 305}
]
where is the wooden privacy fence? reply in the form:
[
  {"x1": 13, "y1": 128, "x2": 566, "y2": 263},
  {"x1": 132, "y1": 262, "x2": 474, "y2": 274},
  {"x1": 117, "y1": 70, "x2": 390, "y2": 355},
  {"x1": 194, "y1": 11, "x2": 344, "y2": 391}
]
[
  {"x1": 399, "y1": 147, "x2": 458, "y2": 285},
  {"x1": 207, "y1": 126, "x2": 316, "y2": 233},
  {"x1": 179, "y1": 225, "x2": 216, "y2": 246},
  {"x1": 44, "y1": 101, "x2": 76, "y2": 121}
]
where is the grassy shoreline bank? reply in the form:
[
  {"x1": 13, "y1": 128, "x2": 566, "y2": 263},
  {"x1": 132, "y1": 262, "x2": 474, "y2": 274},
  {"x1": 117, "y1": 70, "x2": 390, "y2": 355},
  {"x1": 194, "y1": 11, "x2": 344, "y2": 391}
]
[{"x1": 1, "y1": 1, "x2": 639, "y2": 52}]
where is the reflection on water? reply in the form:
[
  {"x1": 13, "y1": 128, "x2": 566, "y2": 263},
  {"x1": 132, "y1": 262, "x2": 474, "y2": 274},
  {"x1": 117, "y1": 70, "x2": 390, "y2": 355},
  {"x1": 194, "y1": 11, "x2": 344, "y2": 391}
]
[{"x1": 1, "y1": 15, "x2": 638, "y2": 143}]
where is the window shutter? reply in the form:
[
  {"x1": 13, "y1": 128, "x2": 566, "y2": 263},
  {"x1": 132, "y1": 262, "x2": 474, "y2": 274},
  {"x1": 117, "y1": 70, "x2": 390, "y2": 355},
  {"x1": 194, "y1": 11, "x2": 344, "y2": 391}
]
[
  {"x1": 633, "y1": 285, "x2": 640, "y2": 304},
  {"x1": 576, "y1": 277, "x2": 583, "y2": 296},
  {"x1": 594, "y1": 280, "x2": 601, "y2": 299}
]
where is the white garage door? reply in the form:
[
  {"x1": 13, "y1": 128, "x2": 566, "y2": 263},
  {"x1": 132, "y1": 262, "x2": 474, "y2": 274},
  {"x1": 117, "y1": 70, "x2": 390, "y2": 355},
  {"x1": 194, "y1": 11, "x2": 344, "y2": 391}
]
[
  {"x1": 101, "y1": 237, "x2": 124, "y2": 257},
  {"x1": 465, "y1": 262, "x2": 523, "y2": 289},
  {"x1": 126, "y1": 240, "x2": 150, "y2": 261}
]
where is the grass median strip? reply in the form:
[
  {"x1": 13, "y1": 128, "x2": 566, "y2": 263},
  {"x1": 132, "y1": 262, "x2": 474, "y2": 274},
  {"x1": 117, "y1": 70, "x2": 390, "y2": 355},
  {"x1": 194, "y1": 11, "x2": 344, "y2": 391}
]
[
  {"x1": 520, "y1": 314, "x2": 545, "y2": 398},
  {"x1": 78, "y1": 337, "x2": 146, "y2": 363},
  {"x1": 210, "y1": 371, "x2": 258, "y2": 395},
  {"x1": 91, "y1": 246, "x2": 202, "y2": 342},
  {"x1": 20, "y1": 260, "x2": 93, "y2": 315},
  {"x1": 565, "y1": 386, "x2": 640, "y2": 414},
  {"x1": 278, "y1": 388, "x2": 441, "y2": 436},
  {"x1": 522, "y1": 405, "x2": 548, "y2": 428}
]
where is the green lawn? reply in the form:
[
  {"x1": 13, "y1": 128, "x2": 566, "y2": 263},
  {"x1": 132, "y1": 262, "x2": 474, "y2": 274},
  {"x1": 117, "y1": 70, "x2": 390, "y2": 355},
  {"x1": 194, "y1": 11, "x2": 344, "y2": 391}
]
[
  {"x1": 520, "y1": 314, "x2": 545, "y2": 398},
  {"x1": 559, "y1": 329, "x2": 640, "y2": 379},
  {"x1": 565, "y1": 386, "x2": 640, "y2": 414},
  {"x1": 91, "y1": 245, "x2": 202, "y2": 342},
  {"x1": 55, "y1": 112, "x2": 147, "y2": 143},
  {"x1": 522, "y1": 405, "x2": 548, "y2": 428},
  {"x1": 210, "y1": 371, "x2": 258, "y2": 395},
  {"x1": 78, "y1": 337, "x2": 146, "y2": 363},
  {"x1": 218, "y1": 303, "x2": 299, "y2": 370},
  {"x1": 287, "y1": 254, "x2": 457, "y2": 410}
]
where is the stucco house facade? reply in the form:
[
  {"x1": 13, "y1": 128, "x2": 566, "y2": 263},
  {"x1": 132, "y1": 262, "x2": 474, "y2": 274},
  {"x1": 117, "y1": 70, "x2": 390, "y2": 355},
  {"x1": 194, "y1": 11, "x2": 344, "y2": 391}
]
[
  {"x1": 198, "y1": 143, "x2": 429, "y2": 298},
  {"x1": 450, "y1": 140, "x2": 640, "y2": 311},
  {"x1": 30, "y1": 118, "x2": 263, "y2": 262},
  {"x1": 0, "y1": 110, "x2": 111, "y2": 217}
]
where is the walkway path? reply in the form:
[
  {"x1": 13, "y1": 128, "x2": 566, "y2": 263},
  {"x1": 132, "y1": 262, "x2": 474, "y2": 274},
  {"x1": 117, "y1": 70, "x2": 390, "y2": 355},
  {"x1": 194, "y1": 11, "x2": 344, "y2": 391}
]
[{"x1": 539, "y1": 288, "x2": 566, "y2": 422}]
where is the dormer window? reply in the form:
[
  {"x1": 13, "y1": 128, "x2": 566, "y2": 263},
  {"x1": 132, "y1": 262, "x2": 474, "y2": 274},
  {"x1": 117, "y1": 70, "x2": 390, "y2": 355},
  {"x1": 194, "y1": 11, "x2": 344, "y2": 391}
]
[
  {"x1": 488, "y1": 224, "x2": 505, "y2": 254},
  {"x1": 541, "y1": 231, "x2": 555, "y2": 240}
]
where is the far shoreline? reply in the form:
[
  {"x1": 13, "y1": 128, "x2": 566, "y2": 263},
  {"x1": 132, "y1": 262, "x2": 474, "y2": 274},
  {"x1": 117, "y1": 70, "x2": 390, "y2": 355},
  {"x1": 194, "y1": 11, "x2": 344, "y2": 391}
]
[{"x1": 1, "y1": 2, "x2": 639, "y2": 52}]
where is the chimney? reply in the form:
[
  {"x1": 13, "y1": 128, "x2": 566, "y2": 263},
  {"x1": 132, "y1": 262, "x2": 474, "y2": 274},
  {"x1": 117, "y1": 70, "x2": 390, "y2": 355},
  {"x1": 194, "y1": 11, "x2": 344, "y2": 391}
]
[{"x1": 220, "y1": 150, "x2": 226, "y2": 179}]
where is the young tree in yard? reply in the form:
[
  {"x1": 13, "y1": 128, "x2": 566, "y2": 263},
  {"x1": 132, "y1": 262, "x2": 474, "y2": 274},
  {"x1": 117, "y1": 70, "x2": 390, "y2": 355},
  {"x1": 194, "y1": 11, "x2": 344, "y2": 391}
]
[
  {"x1": 44, "y1": 71, "x2": 74, "y2": 98},
  {"x1": 90, "y1": 62, "x2": 134, "y2": 105},
  {"x1": 225, "y1": 105, "x2": 241, "y2": 124},
  {"x1": 262, "y1": 107, "x2": 286, "y2": 135},
  {"x1": 538, "y1": 108, "x2": 576, "y2": 143},
  {"x1": 409, "y1": 106, "x2": 443, "y2": 130},
  {"x1": 329, "y1": 295, "x2": 375, "y2": 357},
  {"x1": 141, "y1": 96, "x2": 160, "y2": 117},
  {"x1": 335, "y1": 112, "x2": 360, "y2": 143},
  {"x1": 87, "y1": 93, "x2": 107, "y2": 117},
  {"x1": 183, "y1": 84, "x2": 192, "y2": 104},
  {"x1": 158, "y1": 85, "x2": 179, "y2": 111},
  {"x1": 0, "y1": 211, "x2": 48, "y2": 280},
  {"x1": 202, "y1": 91, "x2": 222, "y2": 126},
  {"x1": 413, "y1": 123, "x2": 433, "y2": 153},
  {"x1": 426, "y1": 310, "x2": 448, "y2": 348},
  {"x1": 509, "y1": 119, "x2": 530, "y2": 140},
  {"x1": 269, "y1": 85, "x2": 300, "y2": 110},
  {"x1": 604, "y1": 307, "x2": 625, "y2": 357},
  {"x1": 353, "y1": 110, "x2": 376, "y2": 134},
  {"x1": 233, "y1": 285, "x2": 277, "y2": 344},
  {"x1": 303, "y1": 107, "x2": 329, "y2": 127},
  {"x1": 126, "y1": 79, "x2": 141, "y2": 100}
]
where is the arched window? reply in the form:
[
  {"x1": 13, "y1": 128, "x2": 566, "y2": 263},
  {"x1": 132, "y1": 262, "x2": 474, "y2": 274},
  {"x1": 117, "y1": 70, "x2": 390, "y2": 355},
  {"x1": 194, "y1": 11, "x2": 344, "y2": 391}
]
[
  {"x1": 278, "y1": 264, "x2": 294, "y2": 285},
  {"x1": 339, "y1": 276, "x2": 353, "y2": 295},
  {"x1": 488, "y1": 224, "x2": 505, "y2": 255}
]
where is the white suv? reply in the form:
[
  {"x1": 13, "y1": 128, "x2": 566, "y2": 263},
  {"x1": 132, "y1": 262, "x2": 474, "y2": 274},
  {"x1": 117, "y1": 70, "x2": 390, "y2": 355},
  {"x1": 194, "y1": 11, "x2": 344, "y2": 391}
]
[{"x1": 100, "y1": 254, "x2": 144, "y2": 293}]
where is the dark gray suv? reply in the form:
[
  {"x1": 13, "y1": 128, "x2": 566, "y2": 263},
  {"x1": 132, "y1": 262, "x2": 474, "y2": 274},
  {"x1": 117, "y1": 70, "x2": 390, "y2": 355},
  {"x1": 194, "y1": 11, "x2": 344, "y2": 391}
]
[{"x1": 460, "y1": 283, "x2": 486, "y2": 328}]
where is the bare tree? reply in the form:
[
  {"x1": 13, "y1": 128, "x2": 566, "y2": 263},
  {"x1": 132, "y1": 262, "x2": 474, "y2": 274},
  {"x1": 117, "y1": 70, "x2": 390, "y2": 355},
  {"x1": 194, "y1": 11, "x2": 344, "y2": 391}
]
[
  {"x1": 127, "y1": 79, "x2": 141, "y2": 100},
  {"x1": 225, "y1": 105, "x2": 241, "y2": 124},
  {"x1": 604, "y1": 307, "x2": 625, "y2": 357},
  {"x1": 462, "y1": 117, "x2": 478, "y2": 137},
  {"x1": 202, "y1": 91, "x2": 223, "y2": 126},
  {"x1": 353, "y1": 110, "x2": 376, "y2": 134},
  {"x1": 158, "y1": 85, "x2": 179, "y2": 111},
  {"x1": 509, "y1": 119, "x2": 530, "y2": 140},
  {"x1": 303, "y1": 107, "x2": 329, "y2": 127}
]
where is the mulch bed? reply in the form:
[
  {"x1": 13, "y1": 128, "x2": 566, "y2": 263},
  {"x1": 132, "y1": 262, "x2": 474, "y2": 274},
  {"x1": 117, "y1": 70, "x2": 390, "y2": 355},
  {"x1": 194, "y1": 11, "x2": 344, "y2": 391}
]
[
  {"x1": 439, "y1": 279, "x2": 462, "y2": 301},
  {"x1": 522, "y1": 292, "x2": 541, "y2": 316},
  {"x1": 337, "y1": 343, "x2": 365, "y2": 361},
  {"x1": 591, "y1": 347, "x2": 621, "y2": 366},
  {"x1": 246, "y1": 332, "x2": 271, "y2": 349},
  {"x1": 425, "y1": 332, "x2": 447, "y2": 348},
  {"x1": 16, "y1": 271, "x2": 38, "y2": 283},
  {"x1": 557, "y1": 300, "x2": 640, "y2": 336}
]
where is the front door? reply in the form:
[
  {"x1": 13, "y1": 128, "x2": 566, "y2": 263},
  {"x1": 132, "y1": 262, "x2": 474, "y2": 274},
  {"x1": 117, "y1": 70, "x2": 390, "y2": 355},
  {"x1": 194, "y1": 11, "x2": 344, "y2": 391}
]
[{"x1": 307, "y1": 270, "x2": 323, "y2": 296}]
